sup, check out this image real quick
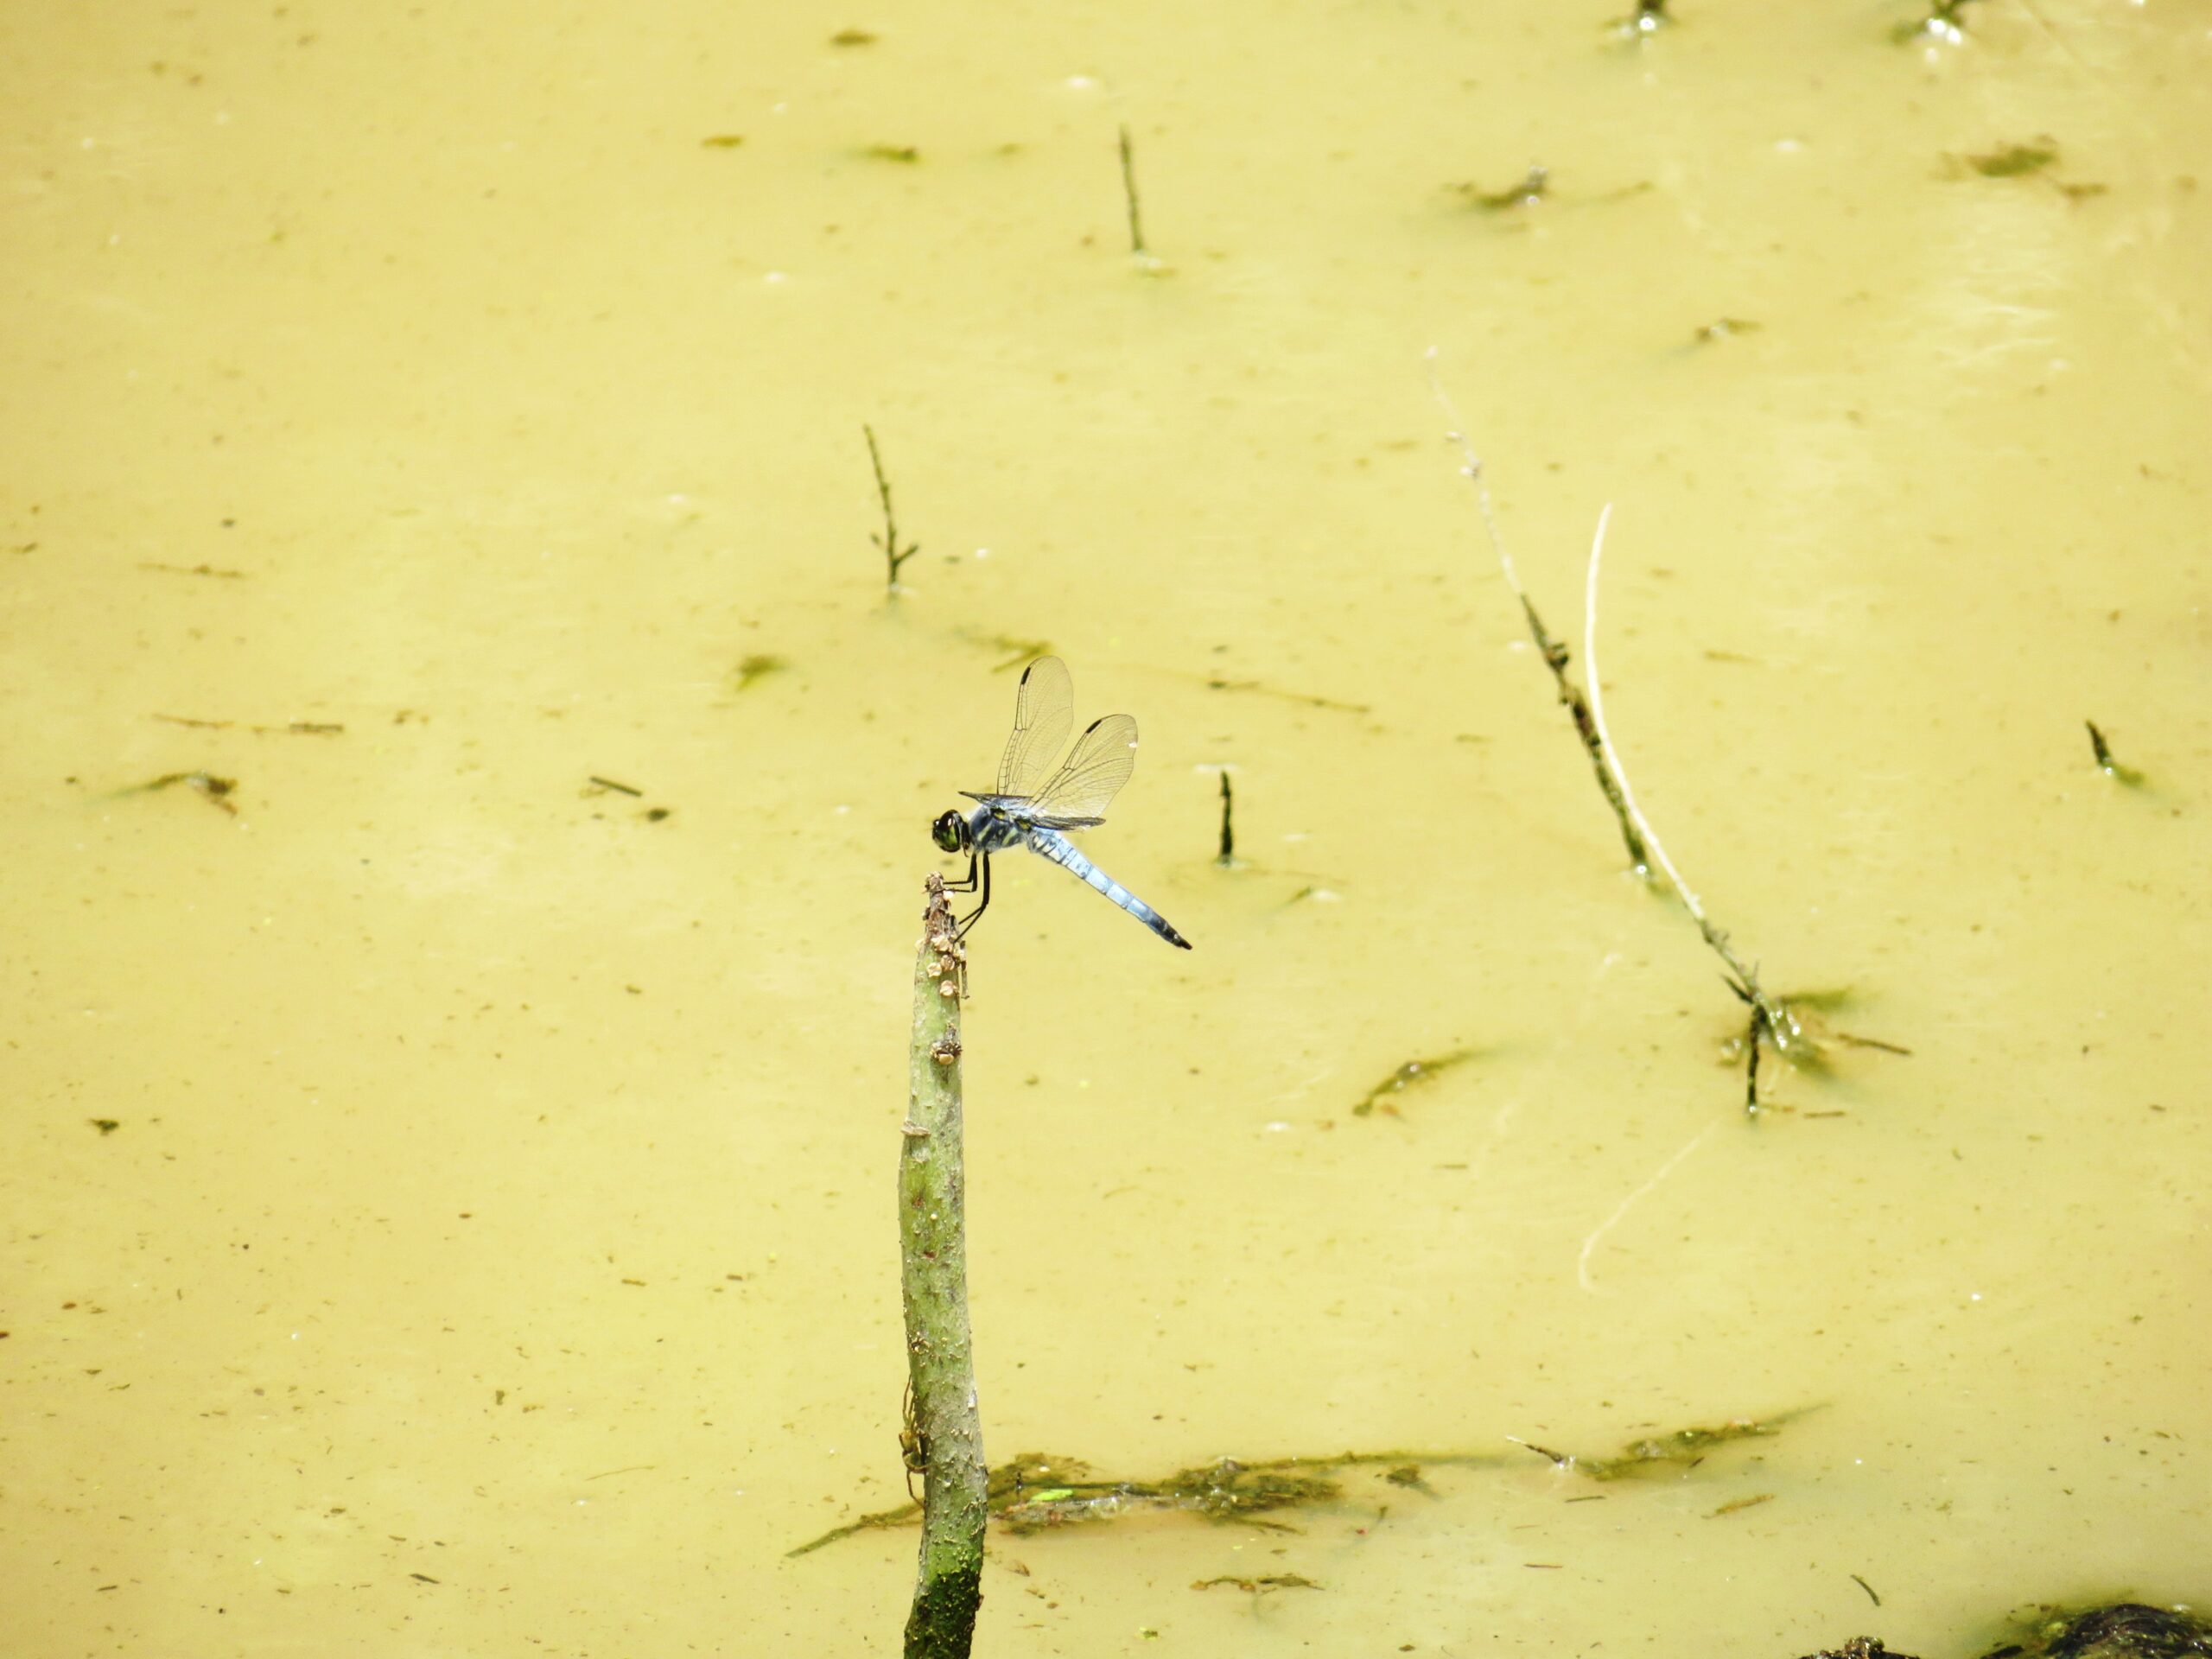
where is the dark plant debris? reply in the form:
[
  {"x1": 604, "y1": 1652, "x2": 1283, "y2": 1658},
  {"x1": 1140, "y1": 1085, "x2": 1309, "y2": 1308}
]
[
  {"x1": 587, "y1": 776, "x2": 642, "y2": 798},
  {"x1": 2086, "y1": 721, "x2": 2145, "y2": 787},
  {"x1": 1965, "y1": 139, "x2": 2057, "y2": 179},
  {"x1": 1724, "y1": 984, "x2": 1910, "y2": 1117},
  {"x1": 1694, "y1": 318, "x2": 1761, "y2": 344},
  {"x1": 153, "y1": 714, "x2": 341, "y2": 735},
  {"x1": 863, "y1": 143, "x2": 920, "y2": 164},
  {"x1": 1813, "y1": 1600, "x2": 2212, "y2": 1659},
  {"x1": 1192, "y1": 1574, "x2": 1323, "y2": 1594},
  {"x1": 830, "y1": 28, "x2": 876, "y2": 46},
  {"x1": 1708, "y1": 1491, "x2": 1774, "y2": 1517},
  {"x1": 1215, "y1": 772, "x2": 1236, "y2": 865},
  {"x1": 731, "y1": 652, "x2": 788, "y2": 693},
  {"x1": 1353, "y1": 1050, "x2": 1479, "y2": 1118},
  {"x1": 1980, "y1": 1602, "x2": 2212, "y2": 1659},
  {"x1": 1119, "y1": 124, "x2": 1147, "y2": 257},
  {"x1": 789, "y1": 1446, "x2": 1509, "y2": 1557},
  {"x1": 140, "y1": 561, "x2": 247, "y2": 578},
  {"x1": 118, "y1": 770, "x2": 238, "y2": 814},
  {"x1": 1202, "y1": 675, "x2": 1370, "y2": 715},
  {"x1": 863, "y1": 424, "x2": 919, "y2": 591},
  {"x1": 700, "y1": 134, "x2": 745, "y2": 149},
  {"x1": 1893, "y1": 0, "x2": 1980, "y2": 43},
  {"x1": 1945, "y1": 139, "x2": 2104, "y2": 200},
  {"x1": 90, "y1": 1119, "x2": 120, "y2": 1135},
  {"x1": 1455, "y1": 165, "x2": 1549, "y2": 213},
  {"x1": 1508, "y1": 1408, "x2": 1814, "y2": 1481},
  {"x1": 969, "y1": 634, "x2": 1051, "y2": 672}
]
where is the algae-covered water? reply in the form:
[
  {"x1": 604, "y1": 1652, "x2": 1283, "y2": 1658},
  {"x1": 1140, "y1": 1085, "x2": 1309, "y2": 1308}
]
[{"x1": 3, "y1": 2, "x2": 2207, "y2": 1654}]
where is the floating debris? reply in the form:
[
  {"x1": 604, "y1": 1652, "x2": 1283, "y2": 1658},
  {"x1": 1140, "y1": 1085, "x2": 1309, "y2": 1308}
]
[
  {"x1": 116, "y1": 770, "x2": 238, "y2": 815},
  {"x1": 731, "y1": 652, "x2": 788, "y2": 693},
  {"x1": 1508, "y1": 1409, "x2": 1812, "y2": 1481},
  {"x1": 1707, "y1": 1492, "x2": 1775, "y2": 1517},
  {"x1": 1977, "y1": 1602, "x2": 2212, "y2": 1659},
  {"x1": 1964, "y1": 139, "x2": 2057, "y2": 179},
  {"x1": 89, "y1": 1119, "x2": 120, "y2": 1135},
  {"x1": 1383, "y1": 1464, "x2": 1439, "y2": 1497},
  {"x1": 1119, "y1": 124, "x2": 1149, "y2": 259},
  {"x1": 1694, "y1": 318, "x2": 1761, "y2": 344},
  {"x1": 789, "y1": 1445, "x2": 1505, "y2": 1556},
  {"x1": 152, "y1": 714, "x2": 340, "y2": 736},
  {"x1": 700, "y1": 134, "x2": 745, "y2": 149},
  {"x1": 1455, "y1": 164, "x2": 1549, "y2": 213},
  {"x1": 1202, "y1": 675, "x2": 1370, "y2": 715},
  {"x1": 138, "y1": 561, "x2": 246, "y2": 578},
  {"x1": 829, "y1": 26, "x2": 876, "y2": 46},
  {"x1": 1611, "y1": 0, "x2": 1671, "y2": 36},
  {"x1": 863, "y1": 143, "x2": 921, "y2": 164},
  {"x1": 1352, "y1": 1050, "x2": 1478, "y2": 1118},
  {"x1": 972, "y1": 635, "x2": 1051, "y2": 672},
  {"x1": 1214, "y1": 772, "x2": 1235, "y2": 866},
  {"x1": 1192, "y1": 1574, "x2": 1322, "y2": 1595},
  {"x1": 1894, "y1": 0, "x2": 1980, "y2": 43},
  {"x1": 2085, "y1": 721, "x2": 2145, "y2": 788}
]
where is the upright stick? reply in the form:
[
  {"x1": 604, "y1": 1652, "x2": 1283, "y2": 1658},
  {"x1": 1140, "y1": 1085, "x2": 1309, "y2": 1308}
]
[
  {"x1": 899, "y1": 877, "x2": 988, "y2": 1658},
  {"x1": 1427, "y1": 357, "x2": 1650, "y2": 873},
  {"x1": 1119, "y1": 124, "x2": 1147, "y2": 257},
  {"x1": 867, "y1": 424, "x2": 920, "y2": 593}
]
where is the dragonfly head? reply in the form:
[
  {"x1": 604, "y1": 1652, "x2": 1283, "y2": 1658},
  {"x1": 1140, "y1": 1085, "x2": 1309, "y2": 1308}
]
[{"x1": 931, "y1": 810, "x2": 970, "y2": 855}]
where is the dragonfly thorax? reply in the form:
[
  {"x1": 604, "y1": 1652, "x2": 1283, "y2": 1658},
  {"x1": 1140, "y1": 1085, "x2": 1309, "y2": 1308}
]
[{"x1": 937, "y1": 803, "x2": 1026, "y2": 856}]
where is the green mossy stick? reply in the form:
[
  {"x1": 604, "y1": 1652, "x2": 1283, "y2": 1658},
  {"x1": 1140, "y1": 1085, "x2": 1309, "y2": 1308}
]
[{"x1": 899, "y1": 877, "x2": 987, "y2": 1659}]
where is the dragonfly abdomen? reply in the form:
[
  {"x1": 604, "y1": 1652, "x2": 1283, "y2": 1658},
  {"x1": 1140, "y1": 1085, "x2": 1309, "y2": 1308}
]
[{"x1": 1023, "y1": 828, "x2": 1192, "y2": 950}]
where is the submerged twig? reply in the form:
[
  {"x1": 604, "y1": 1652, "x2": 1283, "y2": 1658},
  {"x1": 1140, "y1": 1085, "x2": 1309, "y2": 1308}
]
[
  {"x1": 2085, "y1": 720, "x2": 2145, "y2": 787},
  {"x1": 1454, "y1": 165, "x2": 1550, "y2": 213},
  {"x1": 865, "y1": 425, "x2": 920, "y2": 593},
  {"x1": 899, "y1": 877, "x2": 985, "y2": 1656},
  {"x1": 1352, "y1": 1050, "x2": 1479, "y2": 1118},
  {"x1": 1582, "y1": 506, "x2": 1802, "y2": 1057},
  {"x1": 1427, "y1": 357, "x2": 1648, "y2": 871},
  {"x1": 116, "y1": 770, "x2": 238, "y2": 815},
  {"x1": 1743, "y1": 994, "x2": 1764, "y2": 1115},
  {"x1": 1216, "y1": 772, "x2": 1235, "y2": 865},
  {"x1": 1118, "y1": 124, "x2": 1146, "y2": 257}
]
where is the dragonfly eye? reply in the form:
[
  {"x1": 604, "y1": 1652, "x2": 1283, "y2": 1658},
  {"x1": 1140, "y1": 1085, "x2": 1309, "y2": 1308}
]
[{"x1": 931, "y1": 810, "x2": 967, "y2": 854}]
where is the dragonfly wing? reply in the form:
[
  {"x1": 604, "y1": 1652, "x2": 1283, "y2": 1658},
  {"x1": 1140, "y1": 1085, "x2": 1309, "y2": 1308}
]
[
  {"x1": 995, "y1": 656, "x2": 1075, "y2": 800},
  {"x1": 1025, "y1": 713, "x2": 1138, "y2": 824}
]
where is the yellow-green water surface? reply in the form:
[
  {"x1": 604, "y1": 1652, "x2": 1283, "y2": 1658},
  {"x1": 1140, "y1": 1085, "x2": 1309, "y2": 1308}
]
[{"x1": 3, "y1": 1, "x2": 2207, "y2": 1654}]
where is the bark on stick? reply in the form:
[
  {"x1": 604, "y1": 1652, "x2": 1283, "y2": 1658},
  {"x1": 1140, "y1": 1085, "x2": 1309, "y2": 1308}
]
[{"x1": 899, "y1": 876, "x2": 988, "y2": 1658}]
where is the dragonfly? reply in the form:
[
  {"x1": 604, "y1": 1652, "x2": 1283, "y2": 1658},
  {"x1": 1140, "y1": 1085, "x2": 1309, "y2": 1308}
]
[{"x1": 932, "y1": 656, "x2": 1192, "y2": 950}]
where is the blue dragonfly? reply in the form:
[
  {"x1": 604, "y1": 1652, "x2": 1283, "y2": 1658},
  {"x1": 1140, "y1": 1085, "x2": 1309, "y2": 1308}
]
[{"x1": 932, "y1": 656, "x2": 1192, "y2": 950}]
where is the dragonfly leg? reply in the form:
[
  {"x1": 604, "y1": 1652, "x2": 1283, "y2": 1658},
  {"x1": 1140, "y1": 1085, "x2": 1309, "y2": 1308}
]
[
  {"x1": 953, "y1": 855, "x2": 992, "y2": 939},
  {"x1": 943, "y1": 851, "x2": 980, "y2": 895}
]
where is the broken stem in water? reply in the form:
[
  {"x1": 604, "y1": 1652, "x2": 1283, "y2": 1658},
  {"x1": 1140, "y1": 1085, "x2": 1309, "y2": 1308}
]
[
  {"x1": 1580, "y1": 505, "x2": 1802, "y2": 1057},
  {"x1": 899, "y1": 876, "x2": 987, "y2": 1658},
  {"x1": 1427, "y1": 356, "x2": 1649, "y2": 872},
  {"x1": 1118, "y1": 124, "x2": 1147, "y2": 257},
  {"x1": 866, "y1": 424, "x2": 920, "y2": 593}
]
